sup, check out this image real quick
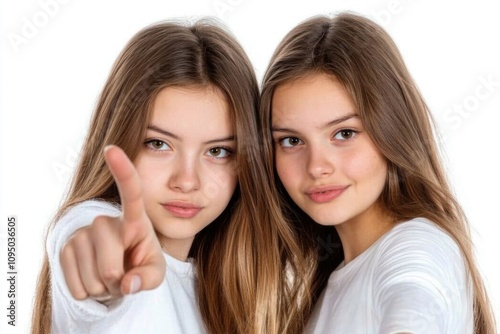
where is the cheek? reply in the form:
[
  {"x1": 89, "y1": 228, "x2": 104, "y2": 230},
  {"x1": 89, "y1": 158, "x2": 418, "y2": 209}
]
[
  {"x1": 223, "y1": 173, "x2": 238, "y2": 197},
  {"x1": 365, "y1": 150, "x2": 387, "y2": 182},
  {"x1": 346, "y1": 150, "x2": 387, "y2": 188},
  {"x1": 201, "y1": 166, "x2": 238, "y2": 201},
  {"x1": 275, "y1": 153, "x2": 298, "y2": 189},
  {"x1": 213, "y1": 174, "x2": 237, "y2": 211},
  {"x1": 134, "y1": 158, "x2": 164, "y2": 199},
  {"x1": 373, "y1": 159, "x2": 388, "y2": 190}
]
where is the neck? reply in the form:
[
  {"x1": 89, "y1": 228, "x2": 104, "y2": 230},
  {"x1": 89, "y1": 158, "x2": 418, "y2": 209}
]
[
  {"x1": 157, "y1": 235, "x2": 194, "y2": 262},
  {"x1": 335, "y1": 205, "x2": 393, "y2": 264}
]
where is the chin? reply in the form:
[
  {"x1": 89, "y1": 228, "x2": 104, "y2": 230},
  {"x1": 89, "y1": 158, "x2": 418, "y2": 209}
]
[
  {"x1": 312, "y1": 212, "x2": 350, "y2": 226},
  {"x1": 316, "y1": 220, "x2": 342, "y2": 227}
]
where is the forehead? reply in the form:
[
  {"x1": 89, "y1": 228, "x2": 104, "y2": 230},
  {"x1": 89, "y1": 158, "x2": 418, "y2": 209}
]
[
  {"x1": 150, "y1": 85, "x2": 233, "y2": 137},
  {"x1": 272, "y1": 73, "x2": 356, "y2": 125},
  {"x1": 153, "y1": 85, "x2": 228, "y2": 111}
]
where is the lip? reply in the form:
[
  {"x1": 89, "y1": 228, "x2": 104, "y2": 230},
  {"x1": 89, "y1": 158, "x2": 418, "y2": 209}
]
[
  {"x1": 306, "y1": 185, "x2": 348, "y2": 203},
  {"x1": 162, "y1": 201, "x2": 202, "y2": 218}
]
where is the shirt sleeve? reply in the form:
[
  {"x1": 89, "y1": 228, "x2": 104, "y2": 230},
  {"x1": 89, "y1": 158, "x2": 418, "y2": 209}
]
[
  {"x1": 47, "y1": 200, "x2": 135, "y2": 333},
  {"x1": 372, "y1": 220, "x2": 473, "y2": 334}
]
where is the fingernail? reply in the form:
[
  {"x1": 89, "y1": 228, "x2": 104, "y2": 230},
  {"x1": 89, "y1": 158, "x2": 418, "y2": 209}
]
[
  {"x1": 129, "y1": 275, "x2": 141, "y2": 294},
  {"x1": 103, "y1": 145, "x2": 112, "y2": 153}
]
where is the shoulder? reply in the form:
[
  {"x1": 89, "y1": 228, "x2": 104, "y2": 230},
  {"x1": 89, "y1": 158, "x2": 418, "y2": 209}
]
[
  {"x1": 386, "y1": 217, "x2": 453, "y2": 241},
  {"x1": 378, "y1": 218, "x2": 462, "y2": 265},
  {"x1": 372, "y1": 219, "x2": 473, "y2": 332},
  {"x1": 373, "y1": 217, "x2": 468, "y2": 296}
]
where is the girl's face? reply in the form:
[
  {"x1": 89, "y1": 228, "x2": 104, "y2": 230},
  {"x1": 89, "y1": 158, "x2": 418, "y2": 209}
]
[
  {"x1": 271, "y1": 73, "x2": 387, "y2": 228},
  {"x1": 135, "y1": 85, "x2": 238, "y2": 260}
]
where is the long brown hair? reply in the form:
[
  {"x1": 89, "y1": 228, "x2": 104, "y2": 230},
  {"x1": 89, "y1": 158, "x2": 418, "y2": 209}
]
[
  {"x1": 260, "y1": 12, "x2": 496, "y2": 333},
  {"x1": 32, "y1": 19, "x2": 308, "y2": 334}
]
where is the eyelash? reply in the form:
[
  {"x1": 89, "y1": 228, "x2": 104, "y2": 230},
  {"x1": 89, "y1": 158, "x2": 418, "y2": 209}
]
[
  {"x1": 144, "y1": 139, "x2": 234, "y2": 159},
  {"x1": 277, "y1": 137, "x2": 303, "y2": 148},
  {"x1": 145, "y1": 139, "x2": 170, "y2": 152},
  {"x1": 276, "y1": 128, "x2": 358, "y2": 149},
  {"x1": 206, "y1": 146, "x2": 234, "y2": 160},
  {"x1": 332, "y1": 129, "x2": 358, "y2": 141}
]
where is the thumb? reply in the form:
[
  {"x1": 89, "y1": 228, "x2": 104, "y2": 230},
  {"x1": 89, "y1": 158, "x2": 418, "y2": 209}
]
[{"x1": 120, "y1": 252, "x2": 166, "y2": 294}]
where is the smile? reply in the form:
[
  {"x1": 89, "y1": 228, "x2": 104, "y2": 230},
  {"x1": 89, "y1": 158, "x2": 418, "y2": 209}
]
[
  {"x1": 162, "y1": 201, "x2": 202, "y2": 218},
  {"x1": 306, "y1": 186, "x2": 348, "y2": 203}
]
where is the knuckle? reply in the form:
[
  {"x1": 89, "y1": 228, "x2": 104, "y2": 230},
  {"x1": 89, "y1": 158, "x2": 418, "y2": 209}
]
[
  {"x1": 91, "y1": 216, "x2": 120, "y2": 239},
  {"x1": 86, "y1": 283, "x2": 107, "y2": 297},
  {"x1": 92, "y1": 215, "x2": 111, "y2": 229},
  {"x1": 70, "y1": 288, "x2": 88, "y2": 301},
  {"x1": 60, "y1": 244, "x2": 73, "y2": 263},
  {"x1": 71, "y1": 231, "x2": 90, "y2": 248},
  {"x1": 101, "y1": 268, "x2": 123, "y2": 284}
]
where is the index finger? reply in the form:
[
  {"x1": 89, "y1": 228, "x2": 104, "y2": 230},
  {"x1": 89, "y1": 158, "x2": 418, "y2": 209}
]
[{"x1": 104, "y1": 145, "x2": 146, "y2": 223}]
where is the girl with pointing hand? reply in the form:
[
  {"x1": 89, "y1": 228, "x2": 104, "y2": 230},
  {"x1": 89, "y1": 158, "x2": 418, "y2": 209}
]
[{"x1": 31, "y1": 19, "x2": 309, "y2": 334}]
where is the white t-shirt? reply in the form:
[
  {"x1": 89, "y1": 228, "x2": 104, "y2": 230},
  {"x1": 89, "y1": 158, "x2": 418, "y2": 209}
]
[
  {"x1": 305, "y1": 218, "x2": 473, "y2": 334},
  {"x1": 47, "y1": 200, "x2": 206, "y2": 334}
]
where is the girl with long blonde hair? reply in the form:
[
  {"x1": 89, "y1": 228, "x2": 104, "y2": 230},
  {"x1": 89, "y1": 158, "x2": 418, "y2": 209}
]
[
  {"x1": 31, "y1": 19, "x2": 307, "y2": 334},
  {"x1": 260, "y1": 12, "x2": 496, "y2": 333}
]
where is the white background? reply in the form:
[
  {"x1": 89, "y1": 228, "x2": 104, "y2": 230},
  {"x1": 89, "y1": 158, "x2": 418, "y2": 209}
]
[{"x1": 1, "y1": 0, "x2": 499, "y2": 332}]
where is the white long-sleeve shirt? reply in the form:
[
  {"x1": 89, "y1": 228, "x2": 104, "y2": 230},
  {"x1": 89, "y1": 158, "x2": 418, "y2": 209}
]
[
  {"x1": 305, "y1": 218, "x2": 473, "y2": 334},
  {"x1": 47, "y1": 200, "x2": 206, "y2": 334}
]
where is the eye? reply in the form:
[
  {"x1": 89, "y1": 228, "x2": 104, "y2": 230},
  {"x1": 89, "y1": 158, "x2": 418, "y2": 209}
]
[
  {"x1": 333, "y1": 129, "x2": 357, "y2": 141},
  {"x1": 206, "y1": 146, "x2": 233, "y2": 159},
  {"x1": 279, "y1": 137, "x2": 303, "y2": 148},
  {"x1": 145, "y1": 139, "x2": 170, "y2": 151}
]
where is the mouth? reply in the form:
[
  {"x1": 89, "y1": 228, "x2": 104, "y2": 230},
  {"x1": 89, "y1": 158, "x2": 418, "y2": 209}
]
[
  {"x1": 162, "y1": 201, "x2": 202, "y2": 218},
  {"x1": 306, "y1": 185, "x2": 348, "y2": 203}
]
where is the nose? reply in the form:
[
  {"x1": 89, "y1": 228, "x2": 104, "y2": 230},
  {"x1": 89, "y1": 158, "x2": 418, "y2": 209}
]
[
  {"x1": 306, "y1": 143, "x2": 334, "y2": 179},
  {"x1": 168, "y1": 154, "x2": 200, "y2": 193}
]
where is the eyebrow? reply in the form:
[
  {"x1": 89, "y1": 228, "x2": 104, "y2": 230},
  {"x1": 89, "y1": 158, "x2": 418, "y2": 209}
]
[
  {"x1": 147, "y1": 125, "x2": 235, "y2": 144},
  {"x1": 323, "y1": 114, "x2": 359, "y2": 129},
  {"x1": 148, "y1": 125, "x2": 180, "y2": 140},
  {"x1": 271, "y1": 113, "x2": 358, "y2": 133}
]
